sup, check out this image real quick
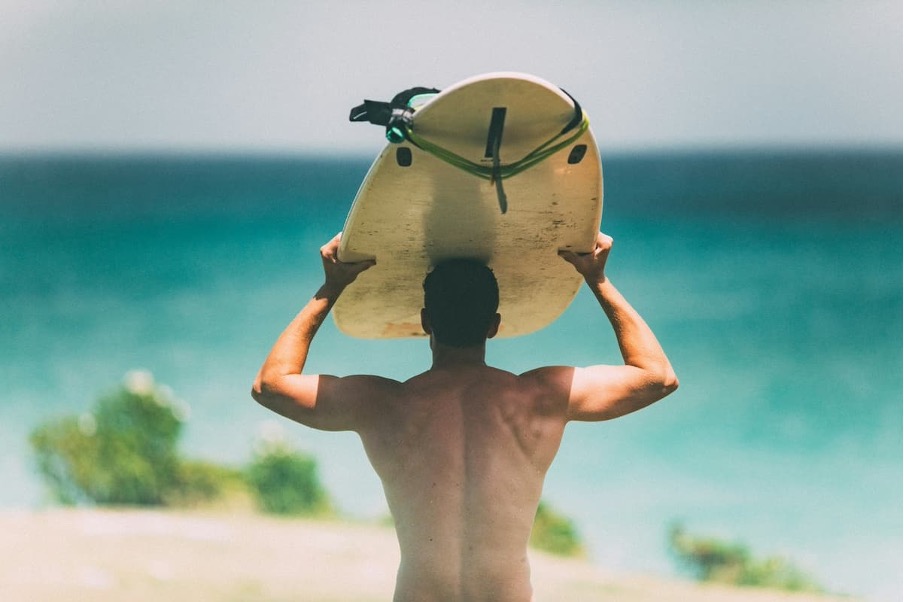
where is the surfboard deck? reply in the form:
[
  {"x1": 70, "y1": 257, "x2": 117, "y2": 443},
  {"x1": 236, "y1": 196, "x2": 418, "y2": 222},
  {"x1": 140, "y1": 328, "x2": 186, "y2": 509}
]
[{"x1": 334, "y1": 72, "x2": 603, "y2": 339}]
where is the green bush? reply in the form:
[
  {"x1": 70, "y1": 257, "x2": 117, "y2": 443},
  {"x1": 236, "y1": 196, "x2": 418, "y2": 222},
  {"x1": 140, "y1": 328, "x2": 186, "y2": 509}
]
[
  {"x1": 30, "y1": 415, "x2": 100, "y2": 505},
  {"x1": 29, "y1": 372, "x2": 336, "y2": 514},
  {"x1": 668, "y1": 523, "x2": 823, "y2": 592},
  {"x1": 245, "y1": 441, "x2": 333, "y2": 517},
  {"x1": 530, "y1": 501, "x2": 585, "y2": 557},
  {"x1": 30, "y1": 373, "x2": 184, "y2": 505},
  {"x1": 167, "y1": 459, "x2": 246, "y2": 507},
  {"x1": 29, "y1": 371, "x2": 239, "y2": 507}
]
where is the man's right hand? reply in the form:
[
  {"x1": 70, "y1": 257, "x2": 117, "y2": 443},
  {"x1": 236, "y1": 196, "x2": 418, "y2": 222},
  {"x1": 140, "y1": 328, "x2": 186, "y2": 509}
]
[{"x1": 559, "y1": 232, "x2": 613, "y2": 283}]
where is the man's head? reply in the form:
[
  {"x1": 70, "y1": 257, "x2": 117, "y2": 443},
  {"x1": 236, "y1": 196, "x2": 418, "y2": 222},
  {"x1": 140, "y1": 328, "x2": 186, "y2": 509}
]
[{"x1": 422, "y1": 259, "x2": 500, "y2": 348}]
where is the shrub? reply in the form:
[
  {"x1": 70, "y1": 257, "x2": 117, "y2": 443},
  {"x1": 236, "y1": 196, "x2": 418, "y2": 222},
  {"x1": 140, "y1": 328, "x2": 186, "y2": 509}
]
[
  {"x1": 29, "y1": 371, "x2": 237, "y2": 507},
  {"x1": 30, "y1": 372, "x2": 185, "y2": 505},
  {"x1": 530, "y1": 501, "x2": 585, "y2": 557},
  {"x1": 245, "y1": 440, "x2": 333, "y2": 517},
  {"x1": 30, "y1": 415, "x2": 99, "y2": 505},
  {"x1": 668, "y1": 523, "x2": 823, "y2": 592},
  {"x1": 29, "y1": 372, "x2": 336, "y2": 513},
  {"x1": 166, "y1": 459, "x2": 246, "y2": 508}
]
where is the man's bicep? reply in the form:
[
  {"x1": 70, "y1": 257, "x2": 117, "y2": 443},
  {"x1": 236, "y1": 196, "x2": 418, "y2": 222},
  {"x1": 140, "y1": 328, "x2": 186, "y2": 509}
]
[
  {"x1": 566, "y1": 365, "x2": 664, "y2": 422},
  {"x1": 254, "y1": 374, "x2": 390, "y2": 432}
]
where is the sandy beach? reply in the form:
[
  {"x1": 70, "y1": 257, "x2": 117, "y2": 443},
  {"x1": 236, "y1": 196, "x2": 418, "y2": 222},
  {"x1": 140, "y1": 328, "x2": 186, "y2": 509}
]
[{"x1": 0, "y1": 508, "x2": 858, "y2": 601}]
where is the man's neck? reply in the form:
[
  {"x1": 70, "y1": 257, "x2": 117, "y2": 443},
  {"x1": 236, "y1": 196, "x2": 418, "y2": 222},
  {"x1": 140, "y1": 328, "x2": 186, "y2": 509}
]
[{"x1": 429, "y1": 340, "x2": 488, "y2": 370}]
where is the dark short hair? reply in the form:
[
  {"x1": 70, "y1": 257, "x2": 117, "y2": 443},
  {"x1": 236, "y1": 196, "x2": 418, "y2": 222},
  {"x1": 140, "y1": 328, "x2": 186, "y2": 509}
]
[{"x1": 423, "y1": 259, "x2": 499, "y2": 347}]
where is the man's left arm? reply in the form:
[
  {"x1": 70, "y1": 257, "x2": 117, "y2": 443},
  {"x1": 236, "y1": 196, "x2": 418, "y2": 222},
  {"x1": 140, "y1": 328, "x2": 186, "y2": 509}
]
[{"x1": 251, "y1": 233, "x2": 383, "y2": 432}]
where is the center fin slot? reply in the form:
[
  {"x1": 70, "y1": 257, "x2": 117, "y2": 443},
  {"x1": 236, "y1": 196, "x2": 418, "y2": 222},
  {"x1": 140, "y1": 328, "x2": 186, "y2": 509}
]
[{"x1": 484, "y1": 107, "x2": 507, "y2": 158}]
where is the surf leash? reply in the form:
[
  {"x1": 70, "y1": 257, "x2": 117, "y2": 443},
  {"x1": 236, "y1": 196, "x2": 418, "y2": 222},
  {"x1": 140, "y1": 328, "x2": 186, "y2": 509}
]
[
  {"x1": 349, "y1": 85, "x2": 589, "y2": 214},
  {"x1": 349, "y1": 87, "x2": 440, "y2": 143}
]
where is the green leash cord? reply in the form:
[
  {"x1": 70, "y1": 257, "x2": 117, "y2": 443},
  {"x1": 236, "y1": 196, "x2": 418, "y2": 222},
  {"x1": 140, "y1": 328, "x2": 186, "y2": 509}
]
[
  {"x1": 403, "y1": 115, "x2": 590, "y2": 183},
  {"x1": 401, "y1": 114, "x2": 590, "y2": 214}
]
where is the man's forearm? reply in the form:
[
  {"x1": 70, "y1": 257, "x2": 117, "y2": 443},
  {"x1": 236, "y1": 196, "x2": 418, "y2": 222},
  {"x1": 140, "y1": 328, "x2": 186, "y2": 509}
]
[
  {"x1": 254, "y1": 282, "x2": 344, "y2": 389},
  {"x1": 587, "y1": 275, "x2": 676, "y2": 383}
]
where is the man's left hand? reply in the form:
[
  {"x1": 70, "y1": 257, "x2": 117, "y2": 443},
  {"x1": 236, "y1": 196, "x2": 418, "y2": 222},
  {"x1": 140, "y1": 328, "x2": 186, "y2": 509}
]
[{"x1": 320, "y1": 232, "x2": 376, "y2": 290}]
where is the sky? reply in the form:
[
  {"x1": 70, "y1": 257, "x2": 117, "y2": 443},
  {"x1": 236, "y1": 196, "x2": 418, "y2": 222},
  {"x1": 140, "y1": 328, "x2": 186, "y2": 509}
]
[{"x1": 0, "y1": 0, "x2": 900, "y2": 154}]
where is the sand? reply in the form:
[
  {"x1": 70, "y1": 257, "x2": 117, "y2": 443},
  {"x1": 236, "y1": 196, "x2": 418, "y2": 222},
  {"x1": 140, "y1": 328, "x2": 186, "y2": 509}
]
[{"x1": 0, "y1": 508, "x2": 858, "y2": 601}]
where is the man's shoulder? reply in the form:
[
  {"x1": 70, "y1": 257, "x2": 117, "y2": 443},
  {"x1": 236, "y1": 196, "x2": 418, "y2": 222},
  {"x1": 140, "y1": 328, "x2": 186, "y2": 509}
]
[
  {"x1": 343, "y1": 373, "x2": 403, "y2": 387},
  {"x1": 331, "y1": 373, "x2": 403, "y2": 400},
  {"x1": 519, "y1": 365, "x2": 575, "y2": 386}
]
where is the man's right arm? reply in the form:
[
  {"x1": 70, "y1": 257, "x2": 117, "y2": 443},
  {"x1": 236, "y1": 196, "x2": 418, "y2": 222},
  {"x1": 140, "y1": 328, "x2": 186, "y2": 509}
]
[
  {"x1": 553, "y1": 232, "x2": 678, "y2": 421},
  {"x1": 251, "y1": 233, "x2": 385, "y2": 432}
]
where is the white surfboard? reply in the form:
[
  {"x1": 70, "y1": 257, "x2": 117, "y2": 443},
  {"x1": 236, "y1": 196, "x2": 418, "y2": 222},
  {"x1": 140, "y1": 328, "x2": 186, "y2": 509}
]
[{"x1": 334, "y1": 72, "x2": 603, "y2": 339}]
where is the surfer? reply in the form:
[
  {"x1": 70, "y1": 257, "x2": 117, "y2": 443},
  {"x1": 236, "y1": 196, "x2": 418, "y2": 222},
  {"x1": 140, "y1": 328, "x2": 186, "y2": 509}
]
[{"x1": 252, "y1": 231, "x2": 678, "y2": 602}]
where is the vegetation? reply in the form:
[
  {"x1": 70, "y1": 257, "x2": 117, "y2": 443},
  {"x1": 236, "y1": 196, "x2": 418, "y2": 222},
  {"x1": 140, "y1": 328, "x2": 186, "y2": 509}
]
[
  {"x1": 530, "y1": 501, "x2": 585, "y2": 557},
  {"x1": 28, "y1": 371, "x2": 318, "y2": 512},
  {"x1": 168, "y1": 459, "x2": 246, "y2": 507},
  {"x1": 31, "y1": 372, "x2": 189, "y2": 505},
  {"x1": 245, "y1": 438, "x2": 333, "y2": 517},
  {"x1": 668, "y1": 522, "x2": 824, "y2": 593}
]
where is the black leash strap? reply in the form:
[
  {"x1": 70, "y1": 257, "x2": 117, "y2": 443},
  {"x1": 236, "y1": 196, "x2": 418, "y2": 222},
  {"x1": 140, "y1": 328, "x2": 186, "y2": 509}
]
[{"x1": 349, "y1": 86, "x2": 440, "y2": 142}]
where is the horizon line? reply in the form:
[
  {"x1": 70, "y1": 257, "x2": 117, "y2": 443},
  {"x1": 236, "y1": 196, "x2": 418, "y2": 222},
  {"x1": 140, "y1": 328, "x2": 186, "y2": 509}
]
[{"x1": 0, "y1": 142, "x2": 900, "y2": 161}]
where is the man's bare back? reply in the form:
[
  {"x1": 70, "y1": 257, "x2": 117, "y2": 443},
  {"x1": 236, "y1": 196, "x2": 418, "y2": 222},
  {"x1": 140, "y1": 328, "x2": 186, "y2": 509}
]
[
  {"x1": 253, "y1": 232, "x2": 677, "y2": 601},
  {"x1": 356, "y1": 363, "x2": 570, "y2": 600}
]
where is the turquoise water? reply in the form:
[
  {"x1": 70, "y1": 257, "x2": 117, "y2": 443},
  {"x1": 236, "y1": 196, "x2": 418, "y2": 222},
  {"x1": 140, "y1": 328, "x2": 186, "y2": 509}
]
[{"x1": 0, "y1": 151, "x2": 900, "y2": 600}]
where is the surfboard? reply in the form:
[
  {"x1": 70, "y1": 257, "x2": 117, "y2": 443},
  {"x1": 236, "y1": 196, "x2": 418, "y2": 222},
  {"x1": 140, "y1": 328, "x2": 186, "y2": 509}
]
[{"x1": 334, "y1": 72, "x2": 603, "y2": 339}]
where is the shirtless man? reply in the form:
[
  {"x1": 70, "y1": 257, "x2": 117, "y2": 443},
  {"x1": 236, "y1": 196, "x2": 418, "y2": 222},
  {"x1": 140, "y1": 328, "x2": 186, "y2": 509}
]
[{"x1": 252, "y1": 231, "x2": 678, "y2": 602}]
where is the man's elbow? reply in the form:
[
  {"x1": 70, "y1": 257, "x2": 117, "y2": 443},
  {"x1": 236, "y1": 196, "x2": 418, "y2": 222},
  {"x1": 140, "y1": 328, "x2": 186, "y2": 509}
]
[
  {"x1": 642, "y1": 364, "x2": 678, "y2": 401},
  {"x1": 251, "y1": 383, "x2": 264, "y2": 405},
  {"x1": 658, "y1": 367, "x2": 679, "y2": 397},
  {"x1": 251, "y1": 376, "x2": 275, "y2": 408}
]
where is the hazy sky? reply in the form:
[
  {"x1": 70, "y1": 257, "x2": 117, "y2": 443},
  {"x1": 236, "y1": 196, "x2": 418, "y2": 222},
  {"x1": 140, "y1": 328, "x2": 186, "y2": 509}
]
[{"x1": 1, "y1": 0, "x2": 900, "y2": 154}]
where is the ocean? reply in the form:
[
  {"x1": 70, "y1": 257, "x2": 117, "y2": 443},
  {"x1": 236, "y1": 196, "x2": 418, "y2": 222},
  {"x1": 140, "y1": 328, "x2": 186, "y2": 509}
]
[{"x1": 0, "y1": 150, "x2": 900, "y2": 601}]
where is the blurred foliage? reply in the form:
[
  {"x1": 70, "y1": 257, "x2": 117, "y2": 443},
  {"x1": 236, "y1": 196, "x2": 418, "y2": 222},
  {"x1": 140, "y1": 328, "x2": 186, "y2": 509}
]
[
  {"x1": 668, "y1": 523, "x2": 823, "y2": 593},
  {"x1": 530, "y1": 500, "x2": 585, "y2": 557},
  {"x1": 30, "y1": 372, "x2": 234, "y2": 507},
  {"x1": 167, "y1": 459, "x2": 246, "y2": 508},
  {"x1": 245, "y1": 439, "x2": 334, "y2": 517},
  {"x1": 31, "y1": 374, "x2": 183, "y2": 505}
]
